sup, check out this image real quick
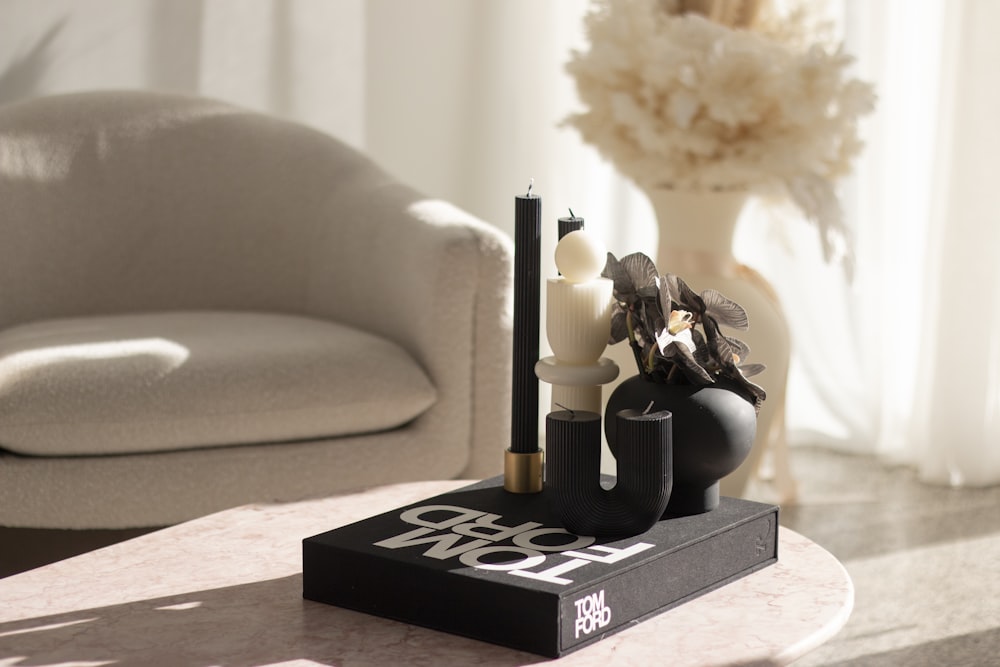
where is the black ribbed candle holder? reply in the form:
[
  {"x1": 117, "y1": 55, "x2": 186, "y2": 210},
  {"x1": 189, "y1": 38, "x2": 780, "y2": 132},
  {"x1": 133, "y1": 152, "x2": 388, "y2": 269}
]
[{"x1": 545, "y1": 409, "x2": 673, "y2": 538}]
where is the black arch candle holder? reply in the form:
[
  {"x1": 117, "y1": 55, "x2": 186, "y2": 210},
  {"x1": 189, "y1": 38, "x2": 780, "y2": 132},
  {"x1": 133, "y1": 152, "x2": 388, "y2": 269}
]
[{"x1": 545, "y1": 408, "x2": 673, "y2": 538}]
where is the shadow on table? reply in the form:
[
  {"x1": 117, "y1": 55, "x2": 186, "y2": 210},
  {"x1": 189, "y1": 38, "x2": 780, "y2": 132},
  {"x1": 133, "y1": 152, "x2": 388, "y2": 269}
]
[{"x1": 0, "y1": 574, "x2": 548, "y2": 666}]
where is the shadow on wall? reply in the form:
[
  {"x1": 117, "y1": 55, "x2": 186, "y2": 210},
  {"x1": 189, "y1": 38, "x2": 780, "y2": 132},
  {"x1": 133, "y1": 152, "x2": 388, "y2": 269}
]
[{"x1": 0, "y1": 20, "x2": 65, "y2": 106}]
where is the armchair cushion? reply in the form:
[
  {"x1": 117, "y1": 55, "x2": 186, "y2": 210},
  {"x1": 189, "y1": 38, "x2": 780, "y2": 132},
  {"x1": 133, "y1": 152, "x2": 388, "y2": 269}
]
[{"x1": 0, "y1": 311, "x2": 436, "y2": 456}]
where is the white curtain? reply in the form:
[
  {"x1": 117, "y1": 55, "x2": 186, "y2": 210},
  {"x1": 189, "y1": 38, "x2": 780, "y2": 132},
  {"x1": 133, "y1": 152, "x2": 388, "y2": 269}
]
[
  {"x1": 738, "y1": 0, "x2": 1000, "y2": 486},
  {"x1": 862, "y1": 0, "x2": 1000, "y2": 485},
  {"x1": 3, "y1": 0, "x2": 997, "y2": 486}
]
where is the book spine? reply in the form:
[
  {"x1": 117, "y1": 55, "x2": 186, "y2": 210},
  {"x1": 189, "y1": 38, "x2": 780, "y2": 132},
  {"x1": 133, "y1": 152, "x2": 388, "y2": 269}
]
[{"x1": 558, "y1": 510, "x2": 779, "y2": 653}]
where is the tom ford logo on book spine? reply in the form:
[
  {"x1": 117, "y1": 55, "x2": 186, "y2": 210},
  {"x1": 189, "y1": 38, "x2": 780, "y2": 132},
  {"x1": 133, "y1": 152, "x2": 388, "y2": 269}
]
[
  {"x1": 574, "y1": 590, "x2": 611, "y2": 638},
  {"x1": 373, "y1": 504, "x2": 655, "y2": 586}
]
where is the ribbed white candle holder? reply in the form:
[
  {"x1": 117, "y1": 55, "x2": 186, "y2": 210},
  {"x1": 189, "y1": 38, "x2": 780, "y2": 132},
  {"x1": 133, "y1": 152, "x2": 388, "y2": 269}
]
[{"x1": 545, "y1": 277, "x2": 614, "y2": 364}]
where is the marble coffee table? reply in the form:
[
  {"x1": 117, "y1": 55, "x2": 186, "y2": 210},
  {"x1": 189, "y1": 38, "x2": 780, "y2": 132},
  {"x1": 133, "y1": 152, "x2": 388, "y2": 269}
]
[{"x1": 0, "y1": 480, "x2": 852, "y2": 665}]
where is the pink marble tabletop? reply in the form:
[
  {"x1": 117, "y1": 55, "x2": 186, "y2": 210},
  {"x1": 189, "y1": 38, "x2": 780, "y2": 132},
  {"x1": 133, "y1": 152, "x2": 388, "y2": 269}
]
[{"x1": 0, "y1": 480, "x2": 852, "y2": 666}]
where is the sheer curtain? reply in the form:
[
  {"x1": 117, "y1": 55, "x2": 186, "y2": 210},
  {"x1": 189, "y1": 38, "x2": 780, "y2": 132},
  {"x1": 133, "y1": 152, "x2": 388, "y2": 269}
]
[
  {"x1": 738, "y1": 0, "x2": 1000, "y2": 486},
  {"x1": 874, "y1": 0, "x2": 1000, "y2": 485},
  {"x1": 3, "y1": 0, "x2": 997, "y2": 486}
]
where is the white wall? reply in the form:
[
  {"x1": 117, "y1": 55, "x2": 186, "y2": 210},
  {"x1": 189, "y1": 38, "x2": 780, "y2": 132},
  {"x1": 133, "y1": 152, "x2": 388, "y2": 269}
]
[{"x1": 0, "y1": 0, "x2": 366, "y2": 148}]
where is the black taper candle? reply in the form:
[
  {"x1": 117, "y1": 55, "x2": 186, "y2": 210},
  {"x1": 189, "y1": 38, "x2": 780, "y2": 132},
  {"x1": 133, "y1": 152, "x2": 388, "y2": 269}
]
[
  {"x1": 557, "y1": 209, "x2": 584, "y2": 240},
  {"x1": 511, "y1": 188, "x2": 541, "y2": 455}
]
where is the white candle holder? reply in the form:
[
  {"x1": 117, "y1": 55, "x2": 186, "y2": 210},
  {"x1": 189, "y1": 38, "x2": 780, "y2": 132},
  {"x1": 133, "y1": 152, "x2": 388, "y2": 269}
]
[
  {"x1": 535, "y1": 355, "x2": 619, "y2": 414},
  {"x1": 535, "y1": 230, "x2": 619, "y2": 414}
]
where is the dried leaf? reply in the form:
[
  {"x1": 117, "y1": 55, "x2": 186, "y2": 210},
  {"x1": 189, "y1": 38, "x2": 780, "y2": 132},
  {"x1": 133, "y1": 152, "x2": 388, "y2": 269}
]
[
  {"x1": 609, "y1": 309, "x2": 630, "y2": 344},
  {"x1": 702, "y1": 289, "x2": 749, "y2": 330},
  {"x1": 664, "y1": 340, "x2": 715, "y2": 384},
  {"x1": 725, "y1": 336, "x2": 751, "y2": 362},
  {"x1": 619, "y1": 252, "x2": 658, "y2": 289},
  {"x1": 601, "y1": 252, "x2": 632, "y2": 297},
  {"x1": 665, "y1": 273, "x2": 705, "y2": 313}
]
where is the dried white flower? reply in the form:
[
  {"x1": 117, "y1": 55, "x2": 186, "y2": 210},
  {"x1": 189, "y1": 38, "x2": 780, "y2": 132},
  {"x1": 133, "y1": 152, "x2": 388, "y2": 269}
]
[{"x1": 564, "y1": 0, "x2": 876, "y2": 268}]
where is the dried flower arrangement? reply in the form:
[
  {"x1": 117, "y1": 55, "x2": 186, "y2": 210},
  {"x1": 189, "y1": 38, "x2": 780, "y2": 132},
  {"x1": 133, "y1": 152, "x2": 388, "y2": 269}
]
[
  {"x1": 564, "y1": 0, "x2": 876, "y2": 268},
  {"x1": 603, "y1": 251, "x2": 767, "y2": 411}
]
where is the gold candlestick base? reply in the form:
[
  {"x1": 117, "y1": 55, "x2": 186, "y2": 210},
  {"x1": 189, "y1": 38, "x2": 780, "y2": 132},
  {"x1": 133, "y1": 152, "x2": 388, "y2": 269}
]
[{"x1": 503, "y1": 448, "x2": 544, "y2": 493}]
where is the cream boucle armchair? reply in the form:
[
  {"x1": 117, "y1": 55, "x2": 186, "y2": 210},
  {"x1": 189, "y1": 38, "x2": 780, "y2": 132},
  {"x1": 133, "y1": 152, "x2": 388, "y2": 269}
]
[{"x1": 0, "y1": 91, "x2": 513, "y2": 529}]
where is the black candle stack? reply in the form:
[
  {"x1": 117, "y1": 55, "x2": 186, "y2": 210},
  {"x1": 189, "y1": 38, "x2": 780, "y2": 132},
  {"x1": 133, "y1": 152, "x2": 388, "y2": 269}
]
[{"x1": 505, "y1": 184, "x2": 544, "y2": 493}]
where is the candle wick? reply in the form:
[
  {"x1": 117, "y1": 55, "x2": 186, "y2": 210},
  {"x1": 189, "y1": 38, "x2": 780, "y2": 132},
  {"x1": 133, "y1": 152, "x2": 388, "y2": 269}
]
[
  {"x1": 554, "y1": 402, "x2": 575, "y2": 418},
  {"x1": 643, "y1": 401, "x2": 655, "y2": 415},
  {"x1": 527, "y1": 178, "x2": 534, "y2": 198},
  {"x1": 568, "y1": 208, "x2": 575, "y2": 218}
]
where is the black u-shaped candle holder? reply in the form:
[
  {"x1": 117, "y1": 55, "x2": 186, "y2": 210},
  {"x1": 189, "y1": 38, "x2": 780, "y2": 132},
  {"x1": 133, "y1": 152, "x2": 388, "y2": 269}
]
[{"x1": 545, "y1": 408, "x2": 673, "y2": 538}]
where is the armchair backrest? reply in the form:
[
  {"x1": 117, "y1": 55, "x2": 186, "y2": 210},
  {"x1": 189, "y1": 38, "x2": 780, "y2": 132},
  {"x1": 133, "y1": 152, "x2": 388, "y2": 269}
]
[{"x1": 0, "y1": 90, "x2": 384, "y2": 332}]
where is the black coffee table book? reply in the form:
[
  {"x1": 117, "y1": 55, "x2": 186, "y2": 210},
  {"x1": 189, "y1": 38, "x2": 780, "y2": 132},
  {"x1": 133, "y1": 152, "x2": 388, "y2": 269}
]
[
  {"x1": 302, "y1": 476, "x2": 778, "y2": 657},
  {"x1": 302, "y1": 189, "x2": 779, "y2": 657}
]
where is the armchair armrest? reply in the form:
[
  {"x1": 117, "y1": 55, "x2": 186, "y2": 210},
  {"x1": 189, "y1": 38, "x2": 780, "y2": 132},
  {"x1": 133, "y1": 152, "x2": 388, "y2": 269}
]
[{"x1": 304, "y1": 162, "x2": 514, "y2": 478}]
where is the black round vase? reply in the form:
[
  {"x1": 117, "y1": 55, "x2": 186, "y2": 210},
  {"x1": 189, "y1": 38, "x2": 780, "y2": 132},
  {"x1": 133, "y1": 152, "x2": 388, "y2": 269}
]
[{"x1": 605, "y1": 374, "x2": 757, "y2": 516}]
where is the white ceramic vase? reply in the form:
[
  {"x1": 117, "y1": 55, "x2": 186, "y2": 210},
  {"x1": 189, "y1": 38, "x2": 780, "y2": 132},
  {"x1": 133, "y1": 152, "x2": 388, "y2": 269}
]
[{"x1": 644, "y1": 187, "x2": 795, "y2": 502}]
